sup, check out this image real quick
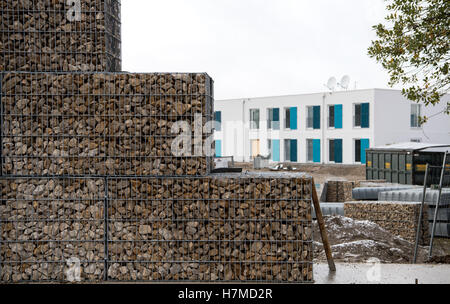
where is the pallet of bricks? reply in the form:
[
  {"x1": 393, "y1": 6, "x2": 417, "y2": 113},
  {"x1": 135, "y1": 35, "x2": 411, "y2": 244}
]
[{"x1": 0, "y1": 0, "x2": 314, "y2": 283}]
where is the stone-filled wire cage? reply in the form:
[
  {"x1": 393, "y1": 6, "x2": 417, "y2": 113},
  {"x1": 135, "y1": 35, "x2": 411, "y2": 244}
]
[
  {"x1": 0, "y1": 174, "x2": 314, "y2": 283},
  {"x1": 0, "y1": 0, "x2": 121, "y2": 72},
  {"x1": 0, "y1": 72, "x2": 214, "y2": 177}
]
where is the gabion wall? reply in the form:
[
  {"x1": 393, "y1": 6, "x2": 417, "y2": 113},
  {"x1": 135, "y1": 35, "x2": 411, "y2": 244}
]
[
  {"x1": 0, "y1": 0, "x2": 121, "y2": 72},
  {"x1": 344, "y1": 201, "x2": 429, "y2": 245},
  {"x1": 0, "y1": 0, "x2": 315, "y2": 284},
  {"x1": 0, "y1": 174, "x2": 314, "y2": 283},
  {"x1": 0, "y1": 72, "x2": 214, "y2": 177}
]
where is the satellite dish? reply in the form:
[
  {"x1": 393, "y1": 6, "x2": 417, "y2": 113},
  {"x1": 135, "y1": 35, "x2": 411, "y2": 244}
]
[
  {"x1": 326, "y1": 77, "x2": 337, "y2": 91},
  {"x1": 339, "y1": 75, "x2": 351, "y2": 90}
]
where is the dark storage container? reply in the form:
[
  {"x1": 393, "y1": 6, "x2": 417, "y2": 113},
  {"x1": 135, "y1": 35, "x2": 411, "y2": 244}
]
[{"x1": 366, "y1": 144, "x2": 450, "y2": 186}]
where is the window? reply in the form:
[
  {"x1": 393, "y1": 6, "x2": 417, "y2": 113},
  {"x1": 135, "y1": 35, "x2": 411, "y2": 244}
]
[
  {"x1": 250, "y1": 139, "x2": 260, "y2": 159},
  {"x1": 411, "y1": 104, "x2": 421, "y2": 128},
  {"x1": 329, "y1": 140, "x2": 335, "y2": 162},
  {"x1": 250, "y1": 109, "x2": 260, "y2": 129},
  {"x1": 267, "y1": 108, "x2": 280, "y2": 130},
  {"x1": 307, "y1": 139, "x2": 321, "y2": 163},
  {"x1": 285, "y1": 108, "x2": 291, "y2": 129},
  {"x1": 355, "y1": 140, "x2": 361, "y2": 163},
  {"x1": 284, "y1": 139, "x2": 298, "y2": 162},
  {"x1": 354, "y1": 139, "x2": 370, "y2": 164},
  {"x1": 284, "y1": 107, "x2": 298, "y2": 130},
  {"x1": 329, "y1": 139, "x2": 343, "y2": 163},
  {"x1": 328, "y1": 105, "x2": 343, "y2": 129},
  {"x1": 307, "y1": 106, "x2": 320, "y2": 129},
  {"x1": 354, "y1": 103, "x2": 369, "y2": 128},
  {"x1": 307, "y1": 106, "x2": 314, "y2": 129},
  {"x1": 307, "y1": 139, "x2": 314, "y2": 162},
  {"x1": 214, "y1": 111, "x2": 222, "y2": 131},
  {"x1": 328, "y1": 106, "x2": 335, "y2": 128},
  {"x1": 269, "y1": 139, "x2": 280, "y2": 162},
  {"x1": 285, "y1": 140, "x2": 291, "y2": 161}
]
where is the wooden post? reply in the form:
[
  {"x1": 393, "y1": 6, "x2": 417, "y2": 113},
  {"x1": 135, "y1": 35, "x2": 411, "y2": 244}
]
[{"x1": 312, "y1": 180, "x2": 336, "y2": 272}]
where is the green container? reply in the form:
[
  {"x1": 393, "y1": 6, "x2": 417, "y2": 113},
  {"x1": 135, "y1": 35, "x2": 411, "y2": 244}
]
[{"x1": 366, "y1": 147, "x2": 449, "y2": 186}]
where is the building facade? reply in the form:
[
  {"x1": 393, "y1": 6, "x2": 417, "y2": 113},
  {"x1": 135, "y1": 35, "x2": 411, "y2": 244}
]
[{"x1": 214, "y1": 89, "x2": 450, "y2": 164}]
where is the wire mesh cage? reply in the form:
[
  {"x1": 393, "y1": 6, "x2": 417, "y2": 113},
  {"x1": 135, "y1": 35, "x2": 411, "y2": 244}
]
[
  {"x1": 0, "y1": 177, "x2": 106, "y2": 282},
  {"x1": 0, "y1": 174, "x2": 314, "y2": 283},
  {"x1": 0, "y1": 72, "x2": 214, "y2": 177},
  {"x1": 344, "y1": 201, "x2": 430, "y2": 245},
  {"x1": 0, "y1": 0, "x2": 121, "y2": 72}
]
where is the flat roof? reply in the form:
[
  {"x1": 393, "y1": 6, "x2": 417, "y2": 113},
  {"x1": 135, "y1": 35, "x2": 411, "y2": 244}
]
[{"x1": 369, "y1": 142, "x2": 450, "y2": 152}]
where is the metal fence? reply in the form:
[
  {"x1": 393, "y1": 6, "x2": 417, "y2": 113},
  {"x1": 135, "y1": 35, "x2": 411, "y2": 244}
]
[
  {"x1": 0, "y1": 176, "x2": 314, "y2": 283},
  {"x1": 0, "y1": 72, "x2": 214, "y2": 177},
  {"x1": 0, "y1": 0, "x2": 121, "y2": 72}
]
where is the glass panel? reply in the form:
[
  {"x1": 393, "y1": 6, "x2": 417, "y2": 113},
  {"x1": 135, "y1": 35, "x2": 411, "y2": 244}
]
[
  {"x1": 354, "y1": 104, "x2": 361, "y2": 127},
  {"x1": 355, "y1": 140, "x2": 361, "y2": 163},
  {"x1": 285, "y1": 108, "x2": 291, "y2": 129},
  {"x1": 329, "y1": 106, "x2": 335, "y2": 128}
]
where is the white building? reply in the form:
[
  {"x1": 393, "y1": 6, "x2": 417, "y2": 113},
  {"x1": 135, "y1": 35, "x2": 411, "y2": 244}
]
[{"x1": 214, "y1": 89, "x2": 450, "y2": 164}]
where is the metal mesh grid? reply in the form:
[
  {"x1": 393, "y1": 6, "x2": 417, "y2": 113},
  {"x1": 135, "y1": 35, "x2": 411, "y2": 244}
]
[
  {"x1": 0, "y1": 72, "x2": 214, "y2": 177},
  {"x1": 0, "y1": 0, "x2": 121, "y2": 72},
  {"x1": 0, "y1": 177, "x2": 106, "y2": 282},
  {"x1": 0, "y1": 176, "x2": 314, "y2": 283}
]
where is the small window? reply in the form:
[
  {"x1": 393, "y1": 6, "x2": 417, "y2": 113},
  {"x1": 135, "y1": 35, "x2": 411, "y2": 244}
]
[
  {"x1": 307, "y1": 106, "x2": 320, "y2": 129},
  {"x1": 354, "y1": 104, "x2": 362, "y2": 127},
  {"x1": 329, "y1": 140, "x2": 335, "y2": 162},
  {"x1": 285, "y1": 108, "x2": 291, "y2": 129},
  {"x1": 250, "y1": 109, "x2": 260, "y2": 130},
  {"x1": 250, "y1": 139, "x2": 260, "y2": 159},
  {"x1": 307, "y1": 106, "x2": 314, "y2": 129},
  {"x1": 355, "y1": 139, "x2": 361, "y2": 163},
  {"x1": 284, "y1": 139, "x2": 291, "y2": 162},
  {"x1": 307, "y1": 139, "x2": 314, "y2": 162},
  {"x1": 354, "y1": 103, "x2": 370, "y2": 128},
  {"x1": 411, "y1": 104, "x2": 421, "y2": 128},
  {"x1": 328, "y1": 105, "x2": 335, "y2": 128},
  {"x1": 267, "y1": 108, "x2": 280, "y2": 130}
]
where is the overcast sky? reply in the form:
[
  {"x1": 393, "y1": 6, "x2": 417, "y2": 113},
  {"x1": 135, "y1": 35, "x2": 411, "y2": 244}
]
[{"x1": 122, "y1": 0, "x2": 397, "y2": 100}]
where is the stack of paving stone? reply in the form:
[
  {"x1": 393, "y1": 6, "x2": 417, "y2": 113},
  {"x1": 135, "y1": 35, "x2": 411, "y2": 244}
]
[
  {"x1": 326, "y1": 181, "x2": 354, "y2": 202},
  {"x1": 0, "y1": 0, "x2": 314, "y2": 283}
]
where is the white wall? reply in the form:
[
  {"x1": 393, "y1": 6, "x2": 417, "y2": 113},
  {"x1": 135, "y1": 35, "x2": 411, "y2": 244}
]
[
  {"x1": 373, "y1": 90, "x2": 450, "y2": 146},
  {"x1": 215, "y1": 89, "x2": 450, "y2": 164}
]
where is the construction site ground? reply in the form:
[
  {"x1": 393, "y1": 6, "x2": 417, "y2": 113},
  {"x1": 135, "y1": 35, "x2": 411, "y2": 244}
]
[{"x1": 236, "y1": 162, "x2": 450, "y2": 265}]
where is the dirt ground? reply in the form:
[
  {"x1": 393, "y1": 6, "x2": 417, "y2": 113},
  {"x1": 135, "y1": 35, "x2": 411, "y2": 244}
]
[{"x1": 313, "y1": 215, "x2": 450, "y2": 264}]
